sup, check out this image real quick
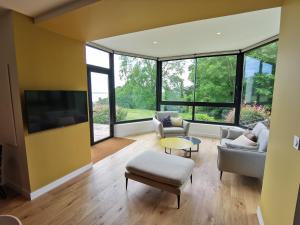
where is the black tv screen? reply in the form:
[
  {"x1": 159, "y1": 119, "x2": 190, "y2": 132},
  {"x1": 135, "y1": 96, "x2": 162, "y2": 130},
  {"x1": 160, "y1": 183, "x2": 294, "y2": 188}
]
[{"x1": 24, "y1": 90, "x2": 88, "y2": 133}]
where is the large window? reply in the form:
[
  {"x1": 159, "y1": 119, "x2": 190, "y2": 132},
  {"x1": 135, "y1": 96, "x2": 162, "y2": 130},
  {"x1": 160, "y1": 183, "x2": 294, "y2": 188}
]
[
  {"x1": 86, "y1": 40, "x2": 277, "y2": 126},
  {"x1": 240, "y1": 42, "x2": 277, "y2": 127},
  {"x1": 194, "y1": 56, "x2": 237, "y2": 103},
  {"x1": 114, "y1": 54, "x2": 157, "y2": 122},
  {"x1": 161, "y1": 55, "x2": 237, "y2": 124}
]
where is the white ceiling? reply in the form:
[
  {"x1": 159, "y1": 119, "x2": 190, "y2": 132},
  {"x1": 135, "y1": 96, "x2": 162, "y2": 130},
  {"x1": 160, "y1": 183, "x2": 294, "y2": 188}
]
[
  {"x1": 0, "y1": 0, "x2": 75, "y2": 17},
  {"x1": 93, "y1": 7, "x2": 281, "y2": 58}
]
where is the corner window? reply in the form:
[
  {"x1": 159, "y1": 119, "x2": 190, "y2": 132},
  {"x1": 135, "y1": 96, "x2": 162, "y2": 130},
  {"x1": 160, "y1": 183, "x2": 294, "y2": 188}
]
[{"x1": 240, "y1": 42, "x2": 278, "y2": 127}]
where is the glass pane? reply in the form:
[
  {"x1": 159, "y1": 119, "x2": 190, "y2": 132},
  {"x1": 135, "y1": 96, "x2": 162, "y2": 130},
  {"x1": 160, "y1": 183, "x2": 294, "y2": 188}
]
[
  {"x1": 162, "y1": 59, "x2": 195, "y2": 102},
  {"x1": 91, "y1": 72, "x2": 110, "y2": 141},
  {"x1": 86, "y1": 46, "x2": 110, "y2": 68},
  {"x1": 160, "y1": 105, "x2": 192, "y2": 120},
  {"x1": 194, "y1": 106, "x2": 235, "y2": 123},
  {"x1": 195, "y1": 55, "x2": 237, "y2": 103},
  {"x1": 114, "y1": 54, "x2": 156, "y2": 121},
  {"x1": 240, "y1": 42, "x2": 278, "y2": 128}
]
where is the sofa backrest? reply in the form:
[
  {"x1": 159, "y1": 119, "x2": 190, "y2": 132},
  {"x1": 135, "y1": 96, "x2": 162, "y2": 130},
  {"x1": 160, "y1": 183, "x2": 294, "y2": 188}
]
[
  {"x1": 252, "y1": 122, "x2": 266, "y2": 137},
  {"x1": 155, "y1": 111, "x2": 179, "y2": 121},
  {"x1": 256, "y1": 124, "x2": 269, "y2": 152}
]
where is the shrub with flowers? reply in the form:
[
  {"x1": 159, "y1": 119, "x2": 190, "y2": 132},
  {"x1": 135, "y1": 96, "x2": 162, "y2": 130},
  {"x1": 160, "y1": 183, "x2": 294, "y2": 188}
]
[{"x1": 226, "y1": 104, "x2": 270, "y2": 127}]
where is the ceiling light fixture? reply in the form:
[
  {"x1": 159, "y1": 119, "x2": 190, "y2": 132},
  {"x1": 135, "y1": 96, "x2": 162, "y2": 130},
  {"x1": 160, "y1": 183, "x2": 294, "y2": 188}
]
[
  {"x1": 216, "y1": 32, "x2": 222, "y2": 35},
  {"x1": 153, "y1": 41, "x2": 158, "y2": 44}
]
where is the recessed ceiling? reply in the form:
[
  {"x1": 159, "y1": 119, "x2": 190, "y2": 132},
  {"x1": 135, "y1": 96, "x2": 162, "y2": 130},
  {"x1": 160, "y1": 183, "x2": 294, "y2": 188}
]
[
  {"x1": 93, "y1": 7, "x2": 281, "y2": 58},
  {"x1": 0, "y1": 0, "x2": 76, "y2": 17}
]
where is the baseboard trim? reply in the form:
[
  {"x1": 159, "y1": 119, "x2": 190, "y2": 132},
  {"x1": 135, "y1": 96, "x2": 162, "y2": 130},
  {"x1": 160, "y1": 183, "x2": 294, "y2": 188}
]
[
  {"x1": 257, "y1": 206, "x2": 265, "y2": 225},
  {"x1": 30, "y1": 163, "x2": 92, "y2": 200}
]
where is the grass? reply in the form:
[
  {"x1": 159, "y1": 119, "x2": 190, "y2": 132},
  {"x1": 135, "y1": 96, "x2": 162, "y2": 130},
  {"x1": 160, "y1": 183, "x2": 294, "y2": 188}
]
[
  {"x1": 124, "y1": 108, "x2": 155, "y2": 120},
  {"x1": 119, "y1": 108, "x2": 224, "y2": 122}
]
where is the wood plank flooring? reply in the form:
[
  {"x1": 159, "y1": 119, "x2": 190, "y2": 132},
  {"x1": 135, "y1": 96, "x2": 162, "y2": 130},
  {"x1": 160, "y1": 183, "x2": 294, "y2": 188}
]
[{"x1": 0, "y1": 133, "x2": 261, "y2": 225}]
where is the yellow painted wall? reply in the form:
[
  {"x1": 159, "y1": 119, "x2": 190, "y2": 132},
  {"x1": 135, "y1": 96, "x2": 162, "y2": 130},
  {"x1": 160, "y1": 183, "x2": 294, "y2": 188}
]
[
  {"x1": 12, "y1": 12, "x2": 91, "y2": 191},
  {"x1": 260, "y1": 0, "x2": 300, "y2": 224},
  {"x1": 37, "y1": 0, "x2": 283, "y2": 42}
]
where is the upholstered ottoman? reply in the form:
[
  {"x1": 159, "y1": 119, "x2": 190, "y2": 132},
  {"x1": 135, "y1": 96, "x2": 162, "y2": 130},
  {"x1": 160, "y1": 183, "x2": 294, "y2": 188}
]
[{"x1": 125, "y1": 151, "x2": 194, "y2": 209}]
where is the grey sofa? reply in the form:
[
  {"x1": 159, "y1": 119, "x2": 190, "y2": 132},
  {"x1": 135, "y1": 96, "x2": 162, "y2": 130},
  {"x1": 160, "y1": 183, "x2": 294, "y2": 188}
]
[
  {"x1": 217, "y1": 122, "x2": 269, "y2": 179},
  {"x1": 153, "y1": 111, "x2": 190, "y2": 138}
]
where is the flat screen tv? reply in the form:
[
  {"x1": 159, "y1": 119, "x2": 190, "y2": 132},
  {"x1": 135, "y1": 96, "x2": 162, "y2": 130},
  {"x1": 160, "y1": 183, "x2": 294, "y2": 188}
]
[{"x1": 24, "y1": 90, "x2": 88, "y2": 133}]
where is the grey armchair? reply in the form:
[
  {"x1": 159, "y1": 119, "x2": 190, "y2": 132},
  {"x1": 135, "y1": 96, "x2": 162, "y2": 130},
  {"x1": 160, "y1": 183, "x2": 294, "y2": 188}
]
[
  {"x1": 217, "y1": 122, "x2": 269, "y2": 179},
  {"x1": 153, "y1": 111, "x2": 190, "y2": 138}
]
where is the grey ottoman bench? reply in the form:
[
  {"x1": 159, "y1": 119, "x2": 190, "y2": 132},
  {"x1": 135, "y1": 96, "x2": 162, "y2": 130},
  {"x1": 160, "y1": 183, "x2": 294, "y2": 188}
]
[{"x1": 125, "y1": 151, "x2": 195, "y2": 209}]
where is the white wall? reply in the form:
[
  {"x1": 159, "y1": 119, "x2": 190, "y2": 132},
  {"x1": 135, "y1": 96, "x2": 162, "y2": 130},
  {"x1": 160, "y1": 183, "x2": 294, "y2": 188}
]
[
  {"x1": 114, "y1": 120, "x2": 154, "y2": 137},
  {"x1": 114, "y1": 120, "x2": 235, "y2": 138}
]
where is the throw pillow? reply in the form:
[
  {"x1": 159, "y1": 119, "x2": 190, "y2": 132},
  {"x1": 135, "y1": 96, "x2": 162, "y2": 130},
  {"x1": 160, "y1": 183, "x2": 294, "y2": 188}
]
[
  {"x1": 244, "y1": 129, "x2": 258, "y2": 142},
  {"x1": 161, "y1": 116, "x2": 172, "y2": 127},
  {"x1": 225, "y1": 134, "x2": 259, "y2": 151},
  {"x1": 226, "y1": 128, "x2": 243, "y2": 139},
  {"x1": 170, "y1": 117, "x2": 183, "y2": 127}
]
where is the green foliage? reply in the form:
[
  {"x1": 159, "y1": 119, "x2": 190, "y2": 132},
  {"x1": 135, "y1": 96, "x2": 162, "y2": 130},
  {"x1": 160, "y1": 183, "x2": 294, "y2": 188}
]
[
  {"x1": 93, "y1": 104, "x2": 128, "y2": 124},
  {"x1": 194, "y1": 113, "x2": 215, "y2": 122},
  {"x1": 115, "y1": 55, "x2": 156, "y2": 112},
  {"x1": 193, "y1": 56, "x2": 237, "y2": 103},
  {"x1": 247, "y1": 42, "x2": 278, "y2": 64}
]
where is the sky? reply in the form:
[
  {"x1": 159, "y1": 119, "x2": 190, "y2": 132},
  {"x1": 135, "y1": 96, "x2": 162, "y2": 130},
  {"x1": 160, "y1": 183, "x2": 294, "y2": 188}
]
[{"x1": 86, "y1": 46, "x2": 124, "y2": 102}]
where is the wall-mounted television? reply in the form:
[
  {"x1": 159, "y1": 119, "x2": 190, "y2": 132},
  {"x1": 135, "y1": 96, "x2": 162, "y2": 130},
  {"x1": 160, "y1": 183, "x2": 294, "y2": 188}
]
[{"x1": 24, "y1": 90, "x2": 88, "y2": 133}]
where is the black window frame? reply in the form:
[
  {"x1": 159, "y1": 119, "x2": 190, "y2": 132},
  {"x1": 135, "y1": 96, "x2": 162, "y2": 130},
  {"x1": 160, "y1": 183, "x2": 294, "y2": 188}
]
[
  {"x1": 113, "y1": 52, "x2": 158, "y2": 124},
  {"x1": 159, "y1": 53, "x2": 241, "y2": 126}
]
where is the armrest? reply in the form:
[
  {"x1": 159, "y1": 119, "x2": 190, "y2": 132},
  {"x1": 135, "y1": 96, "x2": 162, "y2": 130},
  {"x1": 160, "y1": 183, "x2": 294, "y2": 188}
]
[
  {"x1": 220, "y1": 126, "x2": 245, "y2": 139},
  {"x1": 153, "y1": 117, "x2": 164, "y2": 137},
  {"x1": 217, "y1": 145, "x2": 266, "y2": 178},
  {"x1": 183, "y1": 120, "x2": 190, "y2": 135}
]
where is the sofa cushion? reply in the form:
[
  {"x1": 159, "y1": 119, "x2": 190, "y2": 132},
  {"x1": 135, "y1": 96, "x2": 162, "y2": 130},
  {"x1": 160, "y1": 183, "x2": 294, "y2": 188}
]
[
  {"x1": 161, "y1": 115, "x2": 172, "y2": 127},
  {"x1": 225, "y1": 135, "x2": 259, "y2": 151},
  {"x1": 252, "y1": 122, "x2": 267, "y2": 137},
  {"x1": 257, "y1": 128, "x2": 269, "y2": 152},
  {"x1": 244, "y1": 130, "x2": 258, "y2": 142},
  {"x1": 163, "y1": 127, "x2": 185, "y2": 134},
  {"x1": 220, "y1": 138, "x2": 233, "y2": 146},
  {"x1": 156, "y1": 111, "x2": 179, "y2": 121},
  {"x1": 171, "y1": 117, "x2": 183, "y2": 127},
  {"x1": 126, "y1": 151, "x2": 194, "y2": 187},
  {"x1": 226, "y1": 128, "x2": 244, "y2": 139}
]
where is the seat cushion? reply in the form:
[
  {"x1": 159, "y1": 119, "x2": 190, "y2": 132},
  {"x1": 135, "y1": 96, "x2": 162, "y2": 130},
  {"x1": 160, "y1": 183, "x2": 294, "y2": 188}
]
[
  {"x1": 220, "y1": 138, "x2": 233, "y2": 146},
  {"x1": 126, "y1": 151, "x2": 194, "y2": 187},
  {"x1": 163, "y1": 127, "x2": 185, "y2": 134}
]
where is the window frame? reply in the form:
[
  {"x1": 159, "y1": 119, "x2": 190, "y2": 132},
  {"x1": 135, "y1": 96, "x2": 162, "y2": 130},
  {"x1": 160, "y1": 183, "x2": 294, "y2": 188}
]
[
  {"x1": 86, "y1": 38, "x2": 278, "y2": 126},
  {"x1": 159, "y1": 53, "x2": 240, "y2": 125},
  {"x1": 113, "y1": 52, "x2": 158, "y2": 124},
  {"x1": 238, "y1": 40, "x2": 278, "y2": 128}
]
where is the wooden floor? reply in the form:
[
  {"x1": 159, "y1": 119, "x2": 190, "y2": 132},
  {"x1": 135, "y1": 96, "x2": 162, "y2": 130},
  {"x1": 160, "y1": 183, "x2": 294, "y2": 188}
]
[{"x1": 0, "y1": 133, "x2": 261, "y2": 225}]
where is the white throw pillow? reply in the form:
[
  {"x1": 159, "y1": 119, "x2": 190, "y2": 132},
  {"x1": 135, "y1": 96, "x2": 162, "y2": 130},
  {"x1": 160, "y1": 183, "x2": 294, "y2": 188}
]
[
  {"x1": 226, "y1": 135, "x2": 259, "y2": 151},
  {"x1": 170, "y1": 117, "x2": 183, "y2": 127}
]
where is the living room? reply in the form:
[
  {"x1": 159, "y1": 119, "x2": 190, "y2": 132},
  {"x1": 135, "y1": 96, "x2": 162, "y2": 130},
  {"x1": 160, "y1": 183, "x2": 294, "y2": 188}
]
[{"x1": 0, "y1": 1, "x2": 299, "y2": 225}]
